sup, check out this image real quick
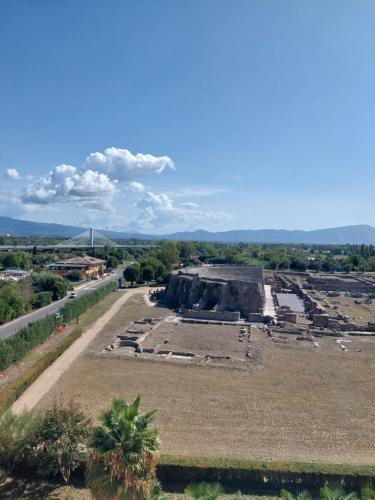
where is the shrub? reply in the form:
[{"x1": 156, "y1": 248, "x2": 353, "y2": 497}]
[
  {"x1": 185, "y1": 482, "x2": 224, "y2": 499},
  {"x1": 29, "y1": 399, "x2": 91, "y2": 484},
  {"x1": 0, "y1": 411, "x2": 39, "y2": 477}
]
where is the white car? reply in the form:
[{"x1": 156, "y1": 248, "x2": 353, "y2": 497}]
[{"x1": 69, "y1": 291, "x2": 77, "y2": 299}]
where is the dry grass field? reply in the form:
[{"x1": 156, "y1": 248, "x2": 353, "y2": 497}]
[{"x1": 37, "y1": 294, "x2": 375, "y2": 466}]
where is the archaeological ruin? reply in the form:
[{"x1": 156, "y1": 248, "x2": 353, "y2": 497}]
[{"x1": 164, "y1": 266, "x2": 265, "y2": 319}]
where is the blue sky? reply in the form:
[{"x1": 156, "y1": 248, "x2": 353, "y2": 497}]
[{"x1": 1, "y1": 0, "x2": 374, "y2": 233}]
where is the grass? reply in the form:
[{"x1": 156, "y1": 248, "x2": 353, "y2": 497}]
[{"x1": 37, "y1": 295, "x2": 375, "y2": 468}]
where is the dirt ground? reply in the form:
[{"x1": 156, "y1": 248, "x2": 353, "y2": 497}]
[
  {"x1": 35, "y1": 294, "x2": 375, "y2": 467},
  {"x1": 12, "y1": 288, "x2": 149, "y2": 414},
  {"x1": 334, "y1": 295, "x2": 375, "y2": 325}
]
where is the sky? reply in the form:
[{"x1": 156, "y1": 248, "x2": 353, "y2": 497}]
[{"x1": 1, "y1": 0, "x2": 375, "y2": 234}]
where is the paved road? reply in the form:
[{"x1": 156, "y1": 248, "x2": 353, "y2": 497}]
[{"x1": 0, "y1": 270, "x2": 124, "y2": 340}]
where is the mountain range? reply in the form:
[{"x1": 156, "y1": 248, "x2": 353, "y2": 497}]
[{"x1": 1, "y1": 216, "x2": 375, "y2": 245}]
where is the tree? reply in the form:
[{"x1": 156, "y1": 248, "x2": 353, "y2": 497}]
[
  {"x1": 2, "y1": 252, "x2": 20, "y2": 269},
  {"x1": 33, "y1": 291, "x2": 53, "y2": 309},
  {"x1": 30, "y1": 400, "x2": 91, "y2": 484},
  {"x1": 184, "y1": 482, "x2": 224, "y2": 500},
  {"x1": 321, "y1": 257, "x2": 336, "y2": 273},
  {"x1": 178, "y1": 241, "x2": 195, "y2": 261},
  {"x1": 139, "y1": 257, "x2": 166, "y2": 281},
  {"x1": 87, "y1": 396, "x2": 159, "y2": 499},
  {"x1": 0, "y1": 410, "x2": 38, "y2": 478},
  {"x1": 0, "y1": 284, "x2": 27, "y2": 324},
  {"x1": 157, "y1": 241, "x2": 180, "y2": 271},
  {"x1": 65, "y1": 270, "x2": 82, "y2": 282},
  {"x1": 142, "y1": 265, "x2": 155, "y2": 284},
  {"x1": 123, "y1": 263, "x2": 141, "y2": 286},
  {"x1": 290, "y1": 253, "x2": 308, "y2": 272},
  {"x1": 32, "y1": 272, "x2": 70, "y2": 300},
  {"x1": 106, "y1": 255, "x2": 118, "y2": 270}
]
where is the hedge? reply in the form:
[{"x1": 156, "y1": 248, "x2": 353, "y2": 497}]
[
  {"x1": 60, "y1": 281, "x2": 116, "y2": 322},
  {"x1": 156, "y1": 455, "x2": 375, "y2": 493},
  {"x1": 0, "y1": 326, "x2": 83, "y2": 416},
  {"x1": 0, "y1": 281, "x2": 117, "y2": 372}
]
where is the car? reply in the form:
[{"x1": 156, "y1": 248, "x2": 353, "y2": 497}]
[{"x1": 69, "y1": 291, "x2": 77, "y2": 299}]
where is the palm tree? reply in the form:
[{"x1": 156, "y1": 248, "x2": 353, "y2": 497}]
[
  {"x1": 279, "y1": 489, "x2": 312, "y2": 500},
  {"x1": 86, "y1": 396, "x2": 159, "y2": 500},
  {"x1": 320, "y1": 484, "x2": 358, "y2": 500},
  {"x1": 184, "y1": 482, "x2": 224, "y2": 500}
]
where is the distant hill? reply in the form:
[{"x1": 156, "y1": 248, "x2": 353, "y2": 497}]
[
  {"x1": 165, "y1": 225, "x2": 375, "y2": 244},
  {"x1": 0, "y1": 216, "x2": 152, "y2": 240},
  {"x1": 1, "y1": 216, "x2": 375, "y2": 244}
]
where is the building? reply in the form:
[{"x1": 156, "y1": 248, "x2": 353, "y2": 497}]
[
  {"x1": 164, "y1": 265, "x2": 265, "y2": 318},
  {"x1": 0, "y1": 269, "x2": 31, "y2": 281},
  {"x1": 46, "y1": 255, "x2": 106, "y2": 279}
]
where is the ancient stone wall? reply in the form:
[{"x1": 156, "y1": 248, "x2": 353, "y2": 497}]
[
  {"x1": 182, "y1": 310, "x2": 240, "y2": 321},
  {"x1": 164, "y1": 266, "x2": 265, "y2": 317},
  {"x1": 308, "y1": 276, "x2": 375, "y2": 294}
]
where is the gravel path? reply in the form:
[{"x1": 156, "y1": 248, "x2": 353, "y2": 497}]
[{"x1": 12, "y1": 286, "x2": 149, "y2": 414}]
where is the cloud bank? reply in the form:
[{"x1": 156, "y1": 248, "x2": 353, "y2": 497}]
[
  {"x1": 8, "y1": 146, "x2": 230, "y2": 231},
  {"x1": 134, "y1": 191, "x2": 231, "y2": 231},
  {"x1": 20, "y1": 147, "x2": 173, "y2": 211}
]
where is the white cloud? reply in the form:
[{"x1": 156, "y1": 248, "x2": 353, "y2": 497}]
[
  {"x1": 5, "y1": 168, "x2": 20, "y2": 179},
  {"x1": 19, "y1": 146, "x2": 175, "y2": 213},
  {"x1": 171, "y1": 187, "x2": 227, "y2": 198},
  {"x1": 178, "y1": 201, "x2": 199, "y2": 209},
  {"x1": 21, "y1": 164, "x2": 116, "y2": 209},
  {"x1": 84, "y1": 147, "x2": 174, "y2": 181},
  {"x1": 127, "y1": 181, "x2": 146, "y2": 192},
  {"x1": 133, "y1": 191, "x2": 231, "y2": 231}
]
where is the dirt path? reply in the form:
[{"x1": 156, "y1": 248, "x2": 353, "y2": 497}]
[{"x1": 12, "y1": 287, "x2": 149, "y2": 415}]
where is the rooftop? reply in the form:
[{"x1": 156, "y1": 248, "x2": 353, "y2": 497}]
[{"x1": 53, "y1": 255, "x2": 106, "y2": 267}]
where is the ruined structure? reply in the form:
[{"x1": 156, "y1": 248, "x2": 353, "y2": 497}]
[
  {"x1": 307, "y1": 275, "x2": 375, "y2": 294},
  {"x1": 164, "y1": 266, "x2": 265, "y2": 318}
]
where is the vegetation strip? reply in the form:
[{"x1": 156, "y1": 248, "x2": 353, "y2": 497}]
[
  {"x1": 0, "y1": 281, "x2": 116, "y2": 372},
  {"x1": 157, "y1": 455, "x2": 375, "y2": 491},
  {"x1": 0, "y1": 282, "x2": 117, "y2": 414}
]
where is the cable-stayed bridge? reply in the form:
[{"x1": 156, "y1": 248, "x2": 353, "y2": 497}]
[
  {"x1": 0, "y1": 228, "x2": 157, "y2": 250},
  {"x1": 55, "y1": 228, "x2": 118, "y2": 248}
]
